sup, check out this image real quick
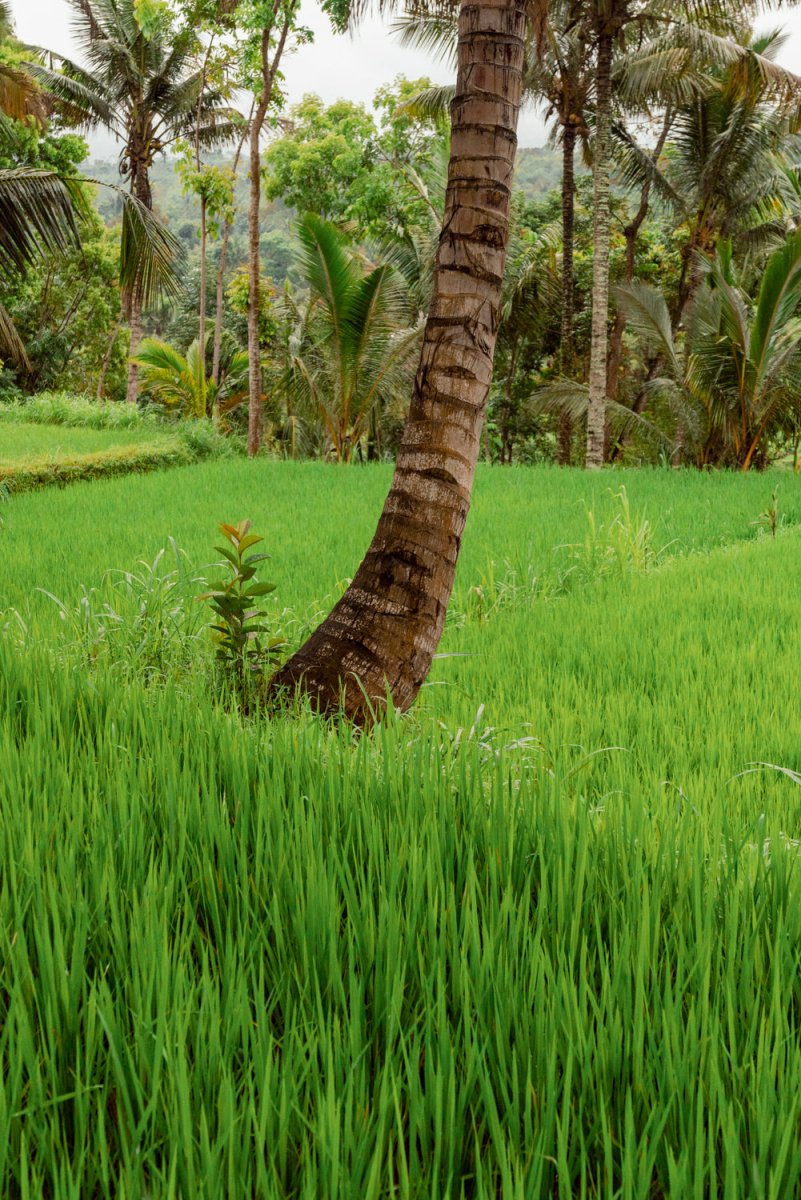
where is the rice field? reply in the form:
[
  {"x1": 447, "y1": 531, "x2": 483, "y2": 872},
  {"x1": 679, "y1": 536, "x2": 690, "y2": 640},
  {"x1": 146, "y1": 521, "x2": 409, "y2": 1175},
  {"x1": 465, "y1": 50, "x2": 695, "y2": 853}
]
[
  {"x1": 3, "y1": 460, "x2": 801, "y2": 1197},
  {"x1": 0, "y1": 421, "x2": 175, "y2": 467}
]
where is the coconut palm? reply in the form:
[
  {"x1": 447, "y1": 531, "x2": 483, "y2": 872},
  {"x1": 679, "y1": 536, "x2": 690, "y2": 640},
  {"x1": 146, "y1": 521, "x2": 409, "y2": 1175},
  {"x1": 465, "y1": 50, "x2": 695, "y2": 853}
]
[
  {"x1": 618, "y1": 232, "x2": 801, "y2": 468},
  {"x1": 396, "y1": 1, "x2": 593, "y2": 464},
  {"x1": 29, "y1": 0, "x2": 237, "y2": 402},
  {"x1": 579, "y1": 0, "x2": 801, "y2": 468},
  {"x1": 269, "y1": 0, "x2": 532, "y2": 720},
  {"x1": 279, "y1": 215, "x2": 419, "y2": 463},
  {"x1": 666, "y1": 28, "x2": 801, "y2": 326},
  {"x1": 133, "y1": 336, "x2": 214, "y2": 417}
]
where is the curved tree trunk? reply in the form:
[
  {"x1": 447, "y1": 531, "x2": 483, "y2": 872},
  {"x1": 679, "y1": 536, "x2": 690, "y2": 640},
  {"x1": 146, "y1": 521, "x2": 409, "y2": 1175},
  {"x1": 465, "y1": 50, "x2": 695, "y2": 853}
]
[
  {"x1": 269, "y1": 0, "x2": 527, "y2": 723},
  {"x1": 558, "y1": 121, "x2": 576, "y2": 466},
  {"x1": 584, "y1": 30, "x2": 613, "y2": 469},
  {"x1": 247, "y1": 107, "x2": 265, "y2": 456}
]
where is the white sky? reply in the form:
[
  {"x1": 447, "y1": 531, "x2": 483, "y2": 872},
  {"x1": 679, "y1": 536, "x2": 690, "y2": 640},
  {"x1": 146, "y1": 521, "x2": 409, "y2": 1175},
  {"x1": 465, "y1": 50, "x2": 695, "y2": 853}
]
[{"x1": 9, "y1": 0, "x2": 801, "y2": 155}]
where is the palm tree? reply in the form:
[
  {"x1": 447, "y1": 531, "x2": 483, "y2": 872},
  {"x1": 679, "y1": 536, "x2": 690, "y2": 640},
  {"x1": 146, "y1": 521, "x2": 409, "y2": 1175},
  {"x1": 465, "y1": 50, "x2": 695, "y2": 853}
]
[
  {"x1": 396, "y1": 1, "x2": 593, "y2": 465},
  {"x1": 269, "y1": 0, "x2": 532, "y2": 721},
  {"x1": 280, "y1": 215, "x2": 419, "y2": 463},
  {"x1": 245, "y1": 6, "x2": 300, "y2": 457},
  {"x1": 581, "y1": 0, "x2": 801, "y2": 468},
  {"x1": 30, "y1": 0, "x2": 236, "y2": 402},
  {"x1": 667, "y1": 28, "x2": 801, "y2": 327},
  {"x1": 133, "y1": 335, "x2": 214, "y2": 417},
  {"x1": 619, "y1": 233, "x2": 801, "y2": 468},
  {"x1": 0, "y1": 114, "x2": 181, "y2": 379}
]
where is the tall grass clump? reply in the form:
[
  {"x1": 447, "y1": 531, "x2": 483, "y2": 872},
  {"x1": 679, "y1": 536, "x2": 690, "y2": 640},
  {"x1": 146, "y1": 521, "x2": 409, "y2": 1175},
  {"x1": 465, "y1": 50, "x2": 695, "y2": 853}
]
[{"x1": 0, "y1": 392, "x2": 157, "y2": 430}]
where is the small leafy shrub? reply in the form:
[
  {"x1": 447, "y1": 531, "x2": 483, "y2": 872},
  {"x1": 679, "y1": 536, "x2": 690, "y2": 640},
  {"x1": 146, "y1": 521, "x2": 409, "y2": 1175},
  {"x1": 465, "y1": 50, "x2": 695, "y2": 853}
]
[{"x1": 202, "y1": 521, "x2": 283, "y2": 694}]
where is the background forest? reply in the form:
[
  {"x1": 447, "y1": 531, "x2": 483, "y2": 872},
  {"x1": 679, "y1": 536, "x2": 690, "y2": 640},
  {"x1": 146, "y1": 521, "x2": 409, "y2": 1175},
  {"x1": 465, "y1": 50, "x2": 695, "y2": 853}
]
[{"x1": 3, "y1": 0, "x2": 801, "y2": 470}]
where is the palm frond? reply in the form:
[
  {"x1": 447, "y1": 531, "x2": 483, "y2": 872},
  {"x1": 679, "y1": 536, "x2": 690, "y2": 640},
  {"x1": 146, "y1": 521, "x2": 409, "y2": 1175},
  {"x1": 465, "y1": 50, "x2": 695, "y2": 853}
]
[
  {"x1": 390, "y1": 13, "x2": 456, "y2": 66},
  {"x1": 112, "y1": 184, "x2": 184, "y2": 305},
  {"x1": 614, "y1": 281, "x2": 683, "y2": 381},
  {"x1": 749, "y1": 228, "x2": 801, "y2": 391},
  {"x1": 0, "y1": 167, "x2": 85, "y2": 275},
  {"x1": 25, "y1": 58, "x2": 116, "y2": 130},
  {"x1": 0, "y1": 301, "x2": 31, "y2": 371}
]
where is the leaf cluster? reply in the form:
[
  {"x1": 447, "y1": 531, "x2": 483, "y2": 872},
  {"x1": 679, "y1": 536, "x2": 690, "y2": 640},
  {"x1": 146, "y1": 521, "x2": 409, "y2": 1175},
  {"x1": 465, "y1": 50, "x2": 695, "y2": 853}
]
[{"x1": 201, "y1": 520, "x2": 282, "y2": 692}]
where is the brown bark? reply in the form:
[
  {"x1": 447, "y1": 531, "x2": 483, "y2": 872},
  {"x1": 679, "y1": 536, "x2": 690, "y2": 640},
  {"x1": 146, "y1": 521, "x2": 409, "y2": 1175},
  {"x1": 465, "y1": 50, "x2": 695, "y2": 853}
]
[
  {"x1": 212, "y1": 113, "x2": 251, "y2": 389},
  {"x1": 247, "y1": 18, "x2": 291, "y2": 457},
  {"x1": 96, "y1": 317, "x2": 121, "y2": 400},
  {"x1": 584, "y1": 29, "x2": 614, "y2": 469},
  {"x1": 199, "y1": 194, "x2": 207, "y2": 407},
  {"x1": 558, "y1": 122, "x2": 576, "y2": 466},
  {"x1": 124, "y1": 163, "x2": 153, "y2": 404},
  {"x1": 606, "y1": 113, "x2": 673, "y2": 460},
  {"x1": 268, "y1": 0, "x2": 526, "y2": 722}
]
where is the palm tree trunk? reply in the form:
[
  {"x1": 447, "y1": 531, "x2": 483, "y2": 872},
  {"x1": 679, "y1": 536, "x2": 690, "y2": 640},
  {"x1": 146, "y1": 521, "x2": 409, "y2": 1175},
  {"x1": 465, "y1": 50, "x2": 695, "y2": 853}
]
[
  {"x1": 199, "y1": 193, "x2": 207, "y2": 411},
  {"x1": 125, "y1": 292, "x2": 142, "y2": 405},
  {"x1": 585, "y1": 30, "x2": 613, "y2": 469},
  {"x1": 247, "y1": 25, "x2": 291, "y2": 457},
  {"x1": 247, "y1": 110, "x2": 265, "y2": 456},
  {"x1": 212, "y1": 116, "x2": 251, "y2": 391},
  {"x1": 269, "y1": 0, "x2": 527, "y2": 722},
  {"x1": 125, "y1": 167, "x2": 152, "y2": 405},
  {"x1": 212, "y1": 235, "x2": 228, "y2": 390},
  {"x1": 199, "y1": 195, "x2": 207, "y2": 348},
  {"x1": 558, "y1": 122, "x2": 576, "y2": 466}
]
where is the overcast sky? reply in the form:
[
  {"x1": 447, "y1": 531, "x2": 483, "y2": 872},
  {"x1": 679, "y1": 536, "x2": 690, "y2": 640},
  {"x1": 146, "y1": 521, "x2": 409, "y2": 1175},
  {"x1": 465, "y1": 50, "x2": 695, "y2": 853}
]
[{"x1": 9, "y1": 0, "x2": 801, "y2": 156}]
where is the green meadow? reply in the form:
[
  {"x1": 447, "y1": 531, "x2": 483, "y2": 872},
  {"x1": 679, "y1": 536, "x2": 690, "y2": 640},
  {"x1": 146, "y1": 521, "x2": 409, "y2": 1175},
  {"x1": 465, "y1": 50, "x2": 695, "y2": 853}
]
[
  {"x1": 0, "y1": 421, "x2": 174, "y2": 467},
  {"x1": 3, "y1": 460, "x2": 801, "y2": 1197}
]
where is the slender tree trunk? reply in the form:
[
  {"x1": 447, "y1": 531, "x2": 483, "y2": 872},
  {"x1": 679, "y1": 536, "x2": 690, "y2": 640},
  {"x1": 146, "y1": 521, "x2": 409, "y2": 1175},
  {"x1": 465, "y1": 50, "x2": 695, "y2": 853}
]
[
  {"x1": 585, "y1": 30, "x2": 613, "y2": 469},
  {"x1": 248, "y1": 22, "x2": 291, "y2": 457},
  {"x1": 125, "y1": 293, "x2": 142, "y2": 404},
  {"x1": 247, "y1": 107, "x2": 266, "y2": 455},
  {"x1": 269, "y1": 0, "x2": 527, "y2": 722},
  {"x1": 199, "y1": 193, "x2": 207, "y2": 411},
  {"x1": 558, "y1": 122, "x2": 576, "y2": 466},
  {"x1": 96, "y1": 317, "x2": 121, "y2": 400},
  {"x1": 125, "y1": 167, "x2": 152, "y2": 405},
  {"x1": 212, "y1": 113, "x2": 251, "y2": 390},
  {"x1": 212, "y1": 234, "x2": 229, "y2": 390}
]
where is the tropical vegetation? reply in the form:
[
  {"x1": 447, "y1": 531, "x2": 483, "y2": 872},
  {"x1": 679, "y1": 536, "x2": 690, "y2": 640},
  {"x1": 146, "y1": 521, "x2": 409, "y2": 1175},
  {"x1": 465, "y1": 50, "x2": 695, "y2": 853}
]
[{"x1": 4, "y1": 0, "x2": 801, "y2": 1189}]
